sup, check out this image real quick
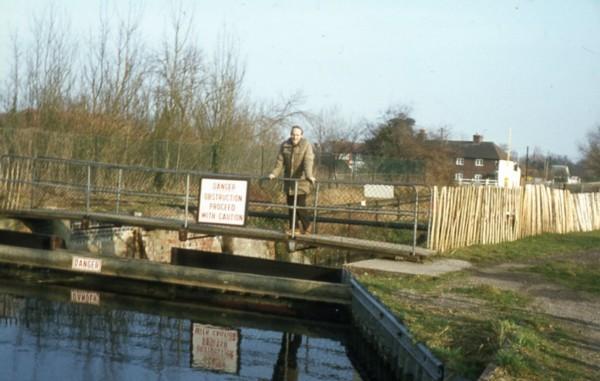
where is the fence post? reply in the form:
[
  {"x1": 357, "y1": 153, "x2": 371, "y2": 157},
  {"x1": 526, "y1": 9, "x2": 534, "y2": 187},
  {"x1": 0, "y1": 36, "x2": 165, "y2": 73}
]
[
  {"x1": 291, "y1": 180, "x2": 299, "y2": 238},
  {"x1": 412, "y1": 186, "x2": 419, "y2": 256},
  {"x1": 116, "y1": 168, "x2": 123, "y2": 214},
  {"x1": 0, "y1": 157, "x2": 3, "y2": 202},
  {"x1": 184, "y1": 174, "x2": 190, "y2": 229},
  {"x1": 260, "y1": 147, "x2": 264, "y2": 176},
  {"x1": 86, "y1": 165, "x2": 91, "y2": 213},
  {"x1": 397, "y1": 187, "x2": 401, "y2": 221},
  {"x1": 30, "y1": 157, "x2": 36, "y2": 209},
  {"x1": 427, "y1": 186, "x2": 433, "y2": 250},
  {"x1": 312, "y1": 182, "x2": 320, "y2": 234}
]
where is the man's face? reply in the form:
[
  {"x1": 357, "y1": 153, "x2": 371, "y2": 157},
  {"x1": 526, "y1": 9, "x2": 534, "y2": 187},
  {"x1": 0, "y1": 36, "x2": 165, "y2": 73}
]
[{"x1": 290, "y1": 128, "x2": 302, "y2": 146}]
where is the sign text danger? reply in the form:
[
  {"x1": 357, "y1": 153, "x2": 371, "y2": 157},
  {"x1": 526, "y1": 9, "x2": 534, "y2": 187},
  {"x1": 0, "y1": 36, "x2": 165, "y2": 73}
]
[
  {"x1": 198, "y1": 178, "x2": 248, "y2": 226},
  {"x1": 71, "y1": 256, "x2": 103, "y2": 273}
]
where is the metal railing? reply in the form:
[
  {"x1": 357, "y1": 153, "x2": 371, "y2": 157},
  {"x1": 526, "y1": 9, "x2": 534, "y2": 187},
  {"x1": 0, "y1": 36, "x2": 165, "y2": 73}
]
[{"x1": 0, "y1": 155, "x2": 432, "y2": 253}]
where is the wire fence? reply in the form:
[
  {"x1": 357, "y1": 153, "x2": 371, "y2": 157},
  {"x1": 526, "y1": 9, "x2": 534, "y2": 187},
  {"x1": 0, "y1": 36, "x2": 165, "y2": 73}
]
[
  {"x1": 0, "y1": 155, "x2": 432, "y2": 253},
  {"x1": 0, "y1": 127, "x2": 424, "y2": 182},
  {"x1": 0, "y1": 127, "x2": 269, "y2": 175}
]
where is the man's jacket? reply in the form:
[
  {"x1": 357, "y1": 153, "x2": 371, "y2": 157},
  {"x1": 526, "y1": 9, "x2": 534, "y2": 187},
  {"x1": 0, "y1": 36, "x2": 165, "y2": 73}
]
[{"x1": 270, "y1": 137, "x2": 315, "y2": 195}]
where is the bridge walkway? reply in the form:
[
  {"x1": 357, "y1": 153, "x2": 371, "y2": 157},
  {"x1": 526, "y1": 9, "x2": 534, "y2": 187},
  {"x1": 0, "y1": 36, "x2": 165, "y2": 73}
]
[{"x1": 0, "y1": 155, "x2": 435, "y2": 259}]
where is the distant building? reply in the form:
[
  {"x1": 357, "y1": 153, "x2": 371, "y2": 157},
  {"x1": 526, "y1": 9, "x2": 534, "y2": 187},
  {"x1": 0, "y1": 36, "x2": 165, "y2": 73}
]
[
  {"x1": 550, "y1": 165, "x2": 580, "y2": 184},
  {"x1": 446, "y1": 134, "x2": 520, "y2": 187}
]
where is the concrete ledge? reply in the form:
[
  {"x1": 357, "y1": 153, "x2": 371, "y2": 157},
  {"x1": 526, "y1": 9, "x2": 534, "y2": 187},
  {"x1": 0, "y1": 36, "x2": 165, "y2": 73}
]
[
  {"x1": 0, "y1": 244, "x2": 350, "y2": 305},
  {"x1": 345, "y1": 258, "x2": 472, "y2": 277}
]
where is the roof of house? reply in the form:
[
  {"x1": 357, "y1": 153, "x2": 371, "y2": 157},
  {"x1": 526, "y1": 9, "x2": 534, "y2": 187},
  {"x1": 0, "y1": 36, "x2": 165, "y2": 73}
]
[{"x1": 447, "y1": 140, "x2": 507, "y2": 160}]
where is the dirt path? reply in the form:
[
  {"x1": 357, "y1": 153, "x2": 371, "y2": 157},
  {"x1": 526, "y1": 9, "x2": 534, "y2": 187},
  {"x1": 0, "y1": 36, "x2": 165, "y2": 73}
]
[
  {"x1": 466, "y1": 251, "x2": 600, "y2": 377},
  {"x1": 468, "y1": 252, "x2": 600, "y2": 333}
]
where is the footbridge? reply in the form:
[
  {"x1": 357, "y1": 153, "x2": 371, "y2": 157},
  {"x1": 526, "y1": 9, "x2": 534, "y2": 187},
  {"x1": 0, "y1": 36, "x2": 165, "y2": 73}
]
[{"x1": 0, "y1": 155, "x2": 434, "y2": 259}]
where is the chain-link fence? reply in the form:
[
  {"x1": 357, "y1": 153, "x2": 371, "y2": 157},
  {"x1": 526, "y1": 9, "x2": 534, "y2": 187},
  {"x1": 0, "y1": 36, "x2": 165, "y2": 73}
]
[
  {"x1": 314, "y1": 151, "x2": 424, "y2": 183},
  {"x1": 0, "y1": 155, "x2": 432, "y2": 253},
  {"x1": 0, "y1": 127, "x2": 279, "y2": 175},
  {"x1": 0, "y1": 128, "x2": 425, "y2": 182}
]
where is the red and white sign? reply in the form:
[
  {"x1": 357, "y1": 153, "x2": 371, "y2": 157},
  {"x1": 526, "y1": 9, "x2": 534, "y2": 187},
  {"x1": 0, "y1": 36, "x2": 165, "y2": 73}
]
[
  {"x1": 70, "y1": 289, "x2": 101, "y2": 305},
  {"x1": 198, "y1": 178, "x2": 248, "y2": 226},
  {"x1": 71, "y1": 256, "x2": 103, "y2": 273},
  {"x1": 191, "y1": 323, "x2": 239, "y2": 374}
]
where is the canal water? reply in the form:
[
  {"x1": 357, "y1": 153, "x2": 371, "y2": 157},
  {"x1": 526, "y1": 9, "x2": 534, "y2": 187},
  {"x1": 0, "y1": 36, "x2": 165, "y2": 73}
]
[{"x1": 0, "y1": 267, "x2": 395, "y2": 381}]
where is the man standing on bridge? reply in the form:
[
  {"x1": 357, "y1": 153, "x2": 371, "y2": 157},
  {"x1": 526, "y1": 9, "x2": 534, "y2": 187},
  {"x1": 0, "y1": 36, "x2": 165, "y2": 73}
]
[{"x1": 268, "y1": 125, "x2": 316, "y2": 235}]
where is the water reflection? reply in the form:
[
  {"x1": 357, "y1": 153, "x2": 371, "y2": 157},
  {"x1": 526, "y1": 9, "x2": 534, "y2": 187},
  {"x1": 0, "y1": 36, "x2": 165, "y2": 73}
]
[
  {"x1": 272, "y1": 333, "x2": 302, "y2": 381},
  {"x1": 0, "y1": 271, "x2": 362, "y2": 381}
]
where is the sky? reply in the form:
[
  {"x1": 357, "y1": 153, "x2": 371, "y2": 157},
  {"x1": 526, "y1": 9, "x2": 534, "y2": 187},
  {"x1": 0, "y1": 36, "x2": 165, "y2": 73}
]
[{"x1": 1, "y1": 0, "x2": 599, "y2": 160}]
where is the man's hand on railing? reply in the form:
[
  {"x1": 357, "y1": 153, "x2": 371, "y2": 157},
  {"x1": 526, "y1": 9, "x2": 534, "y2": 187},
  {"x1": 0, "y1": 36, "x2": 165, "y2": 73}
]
[
  {"x1": 268, "y1": 174, "x2": 275, "y2": 180},
  {"x1": 308, "y1": 176, "x2": 316, "y2": 185}
]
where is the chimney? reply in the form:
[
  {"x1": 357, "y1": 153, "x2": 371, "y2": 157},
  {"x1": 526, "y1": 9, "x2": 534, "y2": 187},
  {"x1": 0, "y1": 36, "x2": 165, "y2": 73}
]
[{"x1": 473, "y1": 134, "x2": 483, "y2": 143}]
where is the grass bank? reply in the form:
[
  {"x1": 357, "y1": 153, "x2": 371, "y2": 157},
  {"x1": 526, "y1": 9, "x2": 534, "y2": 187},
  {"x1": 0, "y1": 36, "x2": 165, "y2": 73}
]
[{"x1": 356, "y1": 230, "x2": 600, "y2": 380}]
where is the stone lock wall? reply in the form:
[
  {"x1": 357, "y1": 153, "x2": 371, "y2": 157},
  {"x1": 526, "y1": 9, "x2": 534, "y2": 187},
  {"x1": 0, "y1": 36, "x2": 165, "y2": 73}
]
[{"x1": 68, "y1": 225, "x2": 276, "y2": 262}]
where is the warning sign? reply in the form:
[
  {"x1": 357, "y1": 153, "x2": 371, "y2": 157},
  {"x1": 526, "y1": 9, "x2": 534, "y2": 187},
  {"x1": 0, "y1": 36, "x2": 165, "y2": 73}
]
[
  {"x1": 198, "y1": 178, "x2": 248, "y2": 226},
  {"x1": 71, "y1": 256, "x2": 103, "y2": 273}
]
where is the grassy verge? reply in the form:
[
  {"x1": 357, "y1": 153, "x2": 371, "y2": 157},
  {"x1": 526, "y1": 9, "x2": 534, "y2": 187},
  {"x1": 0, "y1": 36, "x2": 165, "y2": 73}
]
[
  {"x1": 356, "y1": 230, "x2": 600, "y2": 380},
  {"x1": 525, "y1": 260, "x2": 600, "y2": 295},
  {"x1": 448, "y1": 231, "x2": 600, "y2": 264}
]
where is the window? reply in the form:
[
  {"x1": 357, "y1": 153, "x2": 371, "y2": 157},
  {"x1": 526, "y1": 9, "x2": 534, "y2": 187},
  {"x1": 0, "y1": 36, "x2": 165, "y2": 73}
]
[
  {"x1": 475, "y1": 158, "x2": 484, "y2": 166},
  {"x1": 474, "y1": 174, "x2": 483, "y2": 180},
  {"x1": 454, "y1": 172, "x2": 463, "y2": 181},
  {"x1": 455, "y1": 157, "x2": 464, "y2": 166}
]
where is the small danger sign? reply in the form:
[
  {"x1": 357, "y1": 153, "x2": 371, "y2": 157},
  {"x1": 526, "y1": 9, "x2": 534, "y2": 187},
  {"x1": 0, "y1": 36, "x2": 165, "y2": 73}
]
[{"x1": 71, "y1": 256, "x2": 102, "y2": 273}]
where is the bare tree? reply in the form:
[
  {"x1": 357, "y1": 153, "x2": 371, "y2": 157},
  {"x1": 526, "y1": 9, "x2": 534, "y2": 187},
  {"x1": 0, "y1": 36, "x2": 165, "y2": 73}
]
[
  {"x1": 302, "y1": 106, "x2": 365, "y2": 179},
  {"x1": 81, "y1": 4, "x2": 111, "y2": 116},
  {"x1": 305, "y1": 106, "x2": 345, "y2": 149},
  {"x1": 253, "y1": 92, "x2": 306, "y2": 142},
  {"x1": 192, "y1": 29, "x2": 249, "y2": 172},
  {"x1": 2, "y1": 33, "x2": 22, "y2": 113},
  {"x1": 0, "y1": 2, "x2": 305, "y2": 173},
  {"x1": 24, "y1": 5, "x2": 77, "y2": 124},
  {"x1": 82, "y1": 3, "x2": 150, "y2": 123},
  {"x1": 579, "y1": 124, "x2": 600, "y2": 180},
  {"x1": 151, "y1": 2, "x2": 205, "y2": 168}
]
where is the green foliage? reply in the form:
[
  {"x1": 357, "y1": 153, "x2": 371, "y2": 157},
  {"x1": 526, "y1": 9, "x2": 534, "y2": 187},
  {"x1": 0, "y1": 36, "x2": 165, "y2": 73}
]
[
  {"x1": 452, "y1": 285, "x2": 531, "y2": 308},
  {"x1": 526, "y1": 261, "x2": 600, "y2": 294},
  {"x1": 360, "y1": 225, "x2": 416, "y2": 245},
  {"x1": 361, "y1": 107, "x2": 455, "y2": 184},
  {"x1": 449, "y1": 231, "x2": 600, "y2": 264},
  {"x1": 364, "y1": 115, "x2": 417, "y2": 156},
  {"x1": 356, "y1": 230, "x2": 600, "y2": 380}
]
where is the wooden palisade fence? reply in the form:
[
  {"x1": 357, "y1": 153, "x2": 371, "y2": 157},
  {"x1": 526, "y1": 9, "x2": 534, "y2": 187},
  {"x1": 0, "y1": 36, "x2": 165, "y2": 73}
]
[{"x1": 427, "y1": 184, "x2": 600, "y2": 253}]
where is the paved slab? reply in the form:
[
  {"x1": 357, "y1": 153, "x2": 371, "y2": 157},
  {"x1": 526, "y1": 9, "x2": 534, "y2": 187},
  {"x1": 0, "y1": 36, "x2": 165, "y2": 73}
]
[{"x1": 345, "y1": 258, "x2": 472, "y2": 277}]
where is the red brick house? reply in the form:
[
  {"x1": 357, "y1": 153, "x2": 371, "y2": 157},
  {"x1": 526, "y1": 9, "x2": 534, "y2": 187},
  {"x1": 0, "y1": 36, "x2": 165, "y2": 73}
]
[{"x1": 447, "y1": 134, "x2": 508, "y2": 183}]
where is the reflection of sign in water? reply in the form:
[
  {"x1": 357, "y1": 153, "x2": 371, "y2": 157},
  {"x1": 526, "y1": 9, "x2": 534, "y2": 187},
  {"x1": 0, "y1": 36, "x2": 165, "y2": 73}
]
[
  {"x1": 197, "y1": 178, "x2": 248, "y2": 226},
  {"x1": 71, "y1": 256, "x2": 102, "y2": 273},
  {"x1": 70, "y1": 289, "x2": 101, "y2": 305},
  {"x1": 191, "y1": 323, "x2": 240, "y2": 374}
]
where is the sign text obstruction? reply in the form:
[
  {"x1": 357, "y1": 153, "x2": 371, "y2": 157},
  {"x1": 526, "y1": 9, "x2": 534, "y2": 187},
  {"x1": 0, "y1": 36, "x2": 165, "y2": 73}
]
[{"x1": 198, "y1": 178, "x2": 249, "y2": 226}]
